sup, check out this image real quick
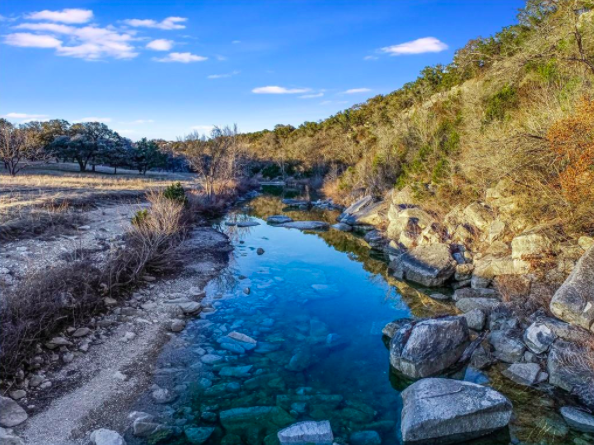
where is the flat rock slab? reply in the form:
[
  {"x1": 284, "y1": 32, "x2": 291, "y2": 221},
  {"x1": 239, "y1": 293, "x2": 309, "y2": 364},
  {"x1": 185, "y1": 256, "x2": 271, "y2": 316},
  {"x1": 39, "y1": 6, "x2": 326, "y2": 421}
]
[
  {"x1": 277, "y1": 420, "x2": 334, "y2": 445},
  {"x1": 225, "y1": 220, "x2": 260, "y2": 227},
  {"x1": 502, "y1": 363, "x2": 541, "y2": 386},
  {"x1": 280, "y1": 221, "x2": 329, "y2": 231},
  {"x1": 401, "y1": 378, "x2": 512, "y2": 445},
  {"x1": 393, "y1": 243, "x2": 455, "y2": 287},
  {"x1": 267, "y1": 215, "x2": 293, "y2": 224}
]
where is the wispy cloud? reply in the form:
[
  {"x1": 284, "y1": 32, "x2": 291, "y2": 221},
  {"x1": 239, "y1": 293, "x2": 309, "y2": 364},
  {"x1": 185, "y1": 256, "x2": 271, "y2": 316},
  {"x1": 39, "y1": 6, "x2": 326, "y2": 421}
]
[
  {"x1": 123, "y1": 17, "x2": 187, "y2": 30},
  {"x1": 363, "y1": 55, "x2": 378, "y2": 61},
  {"x1": 26, "y1": 8, "x2": 93, "y2": 24},
  {"x1": 153, "y1": 52, "x2": 207, "y2": 63},
  {"x1": 3, "y1": 112, "x2": 48, "y2": 120},
  {"x1": 231, "y1": 40, "x2": 241, "y2": 44},
  {"x1": 215, "y1": 55, "x2": 227, "y2": 61},
  {"x1": 79, "y1": 117, "x2": 112, "y2": 123},
  {"x1": 4, "y1": 33, "x2": 62, "y2": 48},
  {"x1": 252, "y1": 86, "x2": 311, "y2": 94},
  {"x1": 146, "y1": 39, "x2": 174, "y2": 51},
  {"x1": 343, "y1": 88, "x2": 372, "y2": 94},
  {"x1": 380, "y1": 37, "x2": 447, "y2": 56},
  {"x1": 300, "y1": 92, "x2": 324, "y2": 99},
  {"x1": 10, "y1": 22, "x2": 138, "y2": 60},
  {"x1": 207, "y1": 70, "x2": 240, "y2": 79}
]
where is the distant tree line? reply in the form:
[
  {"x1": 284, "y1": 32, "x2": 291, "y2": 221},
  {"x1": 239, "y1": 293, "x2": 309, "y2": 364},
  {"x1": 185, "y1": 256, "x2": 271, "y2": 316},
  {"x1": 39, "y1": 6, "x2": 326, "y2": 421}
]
[{"x1": 0, "y1": 118, "x2": 187, "y2": 176}]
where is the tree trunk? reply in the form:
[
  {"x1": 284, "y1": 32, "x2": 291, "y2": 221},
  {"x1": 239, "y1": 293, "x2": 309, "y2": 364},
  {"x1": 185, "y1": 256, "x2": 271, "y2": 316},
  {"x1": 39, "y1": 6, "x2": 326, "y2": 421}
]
[
  {"x1": 114, "y1": 166, "x2": 117, "y2": 174},
  {"x1": 77, "y1": 159, "x2": 86, "y2": 171}
]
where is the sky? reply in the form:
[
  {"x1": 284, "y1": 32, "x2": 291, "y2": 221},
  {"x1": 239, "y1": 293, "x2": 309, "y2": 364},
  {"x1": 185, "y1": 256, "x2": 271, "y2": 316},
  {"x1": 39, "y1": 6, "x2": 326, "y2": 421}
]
[{"x1": 0, "y1": 0, "x2": 525, "y2": 141}]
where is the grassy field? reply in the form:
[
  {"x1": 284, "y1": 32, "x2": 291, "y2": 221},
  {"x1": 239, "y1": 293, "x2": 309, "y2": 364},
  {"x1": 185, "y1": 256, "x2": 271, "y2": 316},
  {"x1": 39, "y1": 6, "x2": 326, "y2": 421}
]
[{"x1": 1, "y1": 162, "x2": 199, "y2": 211}]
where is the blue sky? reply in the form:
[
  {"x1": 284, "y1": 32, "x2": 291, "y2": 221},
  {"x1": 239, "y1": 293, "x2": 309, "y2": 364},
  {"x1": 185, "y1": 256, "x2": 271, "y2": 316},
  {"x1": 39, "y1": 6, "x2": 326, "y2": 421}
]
[{"x1": 0, "y1": 1, "x2": 525, "y2": 140}]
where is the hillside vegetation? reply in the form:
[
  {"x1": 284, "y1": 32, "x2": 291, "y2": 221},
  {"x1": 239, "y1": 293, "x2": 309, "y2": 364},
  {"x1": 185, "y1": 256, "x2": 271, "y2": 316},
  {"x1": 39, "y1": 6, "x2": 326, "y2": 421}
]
[{"x1": 240, "y1": 0, "x2": 594, "y2": 237}]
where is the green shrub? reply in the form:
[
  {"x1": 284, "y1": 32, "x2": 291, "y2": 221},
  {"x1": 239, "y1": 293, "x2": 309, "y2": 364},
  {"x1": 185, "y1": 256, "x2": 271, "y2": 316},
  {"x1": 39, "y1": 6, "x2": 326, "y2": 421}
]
[
  {"x1": 262, "y1": 163, "x2": 282, "y2": 179},
  {"x1": 163, "y1": 182, "x2": 187, "y2": 205},
  {"x1": 484, "y1": 85, "x2": 518, "y2": 122},
  {"x1": 131, "y1": 209, "x2": 149, "y2": 226}
]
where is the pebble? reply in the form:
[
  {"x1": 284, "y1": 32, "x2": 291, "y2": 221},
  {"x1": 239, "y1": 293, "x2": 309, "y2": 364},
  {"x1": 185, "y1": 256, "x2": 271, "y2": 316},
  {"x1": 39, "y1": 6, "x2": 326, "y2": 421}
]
[
  {"x1": 9, "y1": 390, "x2": 26, "y2": 400},
  {"x1": 122, "y1": 332, "x2": 136, "y2": 342},
  {"x1": 170, "y1": 320, "x2": 186, "y2": 333}
]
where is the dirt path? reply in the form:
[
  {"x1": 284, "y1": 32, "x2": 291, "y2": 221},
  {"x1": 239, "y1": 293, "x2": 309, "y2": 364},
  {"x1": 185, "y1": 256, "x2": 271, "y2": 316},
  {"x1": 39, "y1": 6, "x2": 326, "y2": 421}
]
[{"x1": 15, "y1": 225, "x2": 231, "y2": 445}]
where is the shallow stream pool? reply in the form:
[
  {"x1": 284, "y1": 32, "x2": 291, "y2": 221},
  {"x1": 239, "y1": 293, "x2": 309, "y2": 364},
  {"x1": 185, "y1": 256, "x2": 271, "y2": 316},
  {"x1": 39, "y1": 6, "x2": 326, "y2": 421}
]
[{"x1": 130, "y1": 191, "x2": 584, "y2": 445}]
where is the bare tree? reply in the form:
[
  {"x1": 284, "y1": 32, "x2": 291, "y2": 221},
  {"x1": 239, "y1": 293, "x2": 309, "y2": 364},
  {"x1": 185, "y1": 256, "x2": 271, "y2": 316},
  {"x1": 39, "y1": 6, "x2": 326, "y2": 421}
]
[
  {"x1": 0, "y1": 119, "x2": 30, "y2": 176},
  {"x1": 178, "y1": 125, "x2": 241, "y2": 200}
]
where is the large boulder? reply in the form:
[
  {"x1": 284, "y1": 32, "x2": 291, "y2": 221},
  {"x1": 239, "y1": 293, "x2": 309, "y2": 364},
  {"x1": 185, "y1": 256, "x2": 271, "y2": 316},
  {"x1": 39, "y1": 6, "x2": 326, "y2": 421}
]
[
  {"x1": 550, "y1": 246, "x2": 594, "y2": 331},
  {"x1": 387, "y1": 208, "x2": 434, "y2": 241},
  {"x1": 338, "y1": 195, "x2": 386, "y2": 226},
  {"x1": 0, "y1": 397, "x2": 27, "y2": 428},
  {"x1": 511, "y1": 232, "x2": 552, "y2": 260},
  {"x1": 392, "y1": 244, "x2": 455, "y2": 287},
  {"x1": 489, "y1": 330, "x2": 526, "y2": 363},
  {"x1": 547, "y1": 339, "x2": 594, "y2": 405},
  {"x1": 401, "y1": 378, "x2": 512, "y2": 445},
  {"x1": 389, "y1": 317, "x2": 470, "y2": 379},
  {"x1": 463, "y1": 203, "x2": 494, "y2": 232},
  {"x1": 277, "y1": 421, "x2": 333, "y2": 445}
]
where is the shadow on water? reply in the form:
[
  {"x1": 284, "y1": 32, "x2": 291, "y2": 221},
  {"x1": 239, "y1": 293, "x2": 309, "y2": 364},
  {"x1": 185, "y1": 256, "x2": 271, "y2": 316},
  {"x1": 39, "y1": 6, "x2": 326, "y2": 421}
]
[{"x1": 127, "y1": 189, "x2": 584, "y2": 445}]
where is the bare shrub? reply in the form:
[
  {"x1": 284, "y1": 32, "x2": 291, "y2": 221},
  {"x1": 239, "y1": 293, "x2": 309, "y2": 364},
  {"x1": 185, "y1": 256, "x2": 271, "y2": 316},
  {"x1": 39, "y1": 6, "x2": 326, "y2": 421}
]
[
  {"x1": 0, "y1": 202, "x2": 87, "y2": 243},
  {"x1": 0, "y1": 261, "x2": 103, "y2": 375},
  {"x1": 0, "y1": 190, "x2": 189, "y2": 376}
]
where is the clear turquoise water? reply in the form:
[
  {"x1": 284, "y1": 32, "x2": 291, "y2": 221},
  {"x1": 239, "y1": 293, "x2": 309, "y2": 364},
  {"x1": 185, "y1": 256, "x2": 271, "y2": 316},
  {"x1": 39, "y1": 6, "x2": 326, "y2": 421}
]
[{"x1": 130, "y1": 192, "x2": 586, "y2": 445}]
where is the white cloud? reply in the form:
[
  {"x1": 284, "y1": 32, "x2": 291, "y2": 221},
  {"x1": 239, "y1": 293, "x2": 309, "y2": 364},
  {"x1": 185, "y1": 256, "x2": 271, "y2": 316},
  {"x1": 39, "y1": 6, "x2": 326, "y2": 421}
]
[
  {"x1": 124, "y1": 17, "x2": 187, "y2": 30},
  {"x1": 207, "y1": 70, "x2": 240, "y2": 79},
  {"x1": 146, "y1": 39, "x2": 174, "y2": 51},
  {"x1": 381, "y1": 37, "x2": 448, "y2": 56},
  {"x1": 3, "y1": 112, "x2": 48, "y2": 120},
  {"x1": 363, "y1": 55, "x2": 378, "y2": 61},
  {"x1": 300, "y1": 92, "x2": 324, "y2": 99},
  {"x1": 79, "y1": 117, "x2": 112, "y2": 123},
  {"x1": 11, "y1": 23, "x2": 138, "y2": 60},
  {"x1": 4, "y1": 33, "x2": 62, "y2": 48},
  {"x1": 252, "y1": 86, "x2": 311, "y2": 94},
  {"x1": 26, "y1": 8, "x2": 93, "y2": 24},
  {"x1": 343, "y1": 88, "x2": 372, "y2": 94},
  {"x1": 154, "y1": 52, "x2": 207, "y2": 63}
]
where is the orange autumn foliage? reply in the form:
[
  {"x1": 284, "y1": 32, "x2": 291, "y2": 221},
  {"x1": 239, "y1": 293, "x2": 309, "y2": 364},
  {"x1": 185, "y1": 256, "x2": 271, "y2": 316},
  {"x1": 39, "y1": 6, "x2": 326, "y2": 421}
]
[{"x1": 547, "y1": 97, "x2": 594, "y2": 205}]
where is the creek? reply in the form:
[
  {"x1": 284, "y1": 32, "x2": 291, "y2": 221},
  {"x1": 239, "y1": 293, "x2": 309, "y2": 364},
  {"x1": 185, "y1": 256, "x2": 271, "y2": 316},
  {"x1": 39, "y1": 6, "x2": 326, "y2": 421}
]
[{"x1": 129, "y1": 188, "x2": 577, "y2": 445}]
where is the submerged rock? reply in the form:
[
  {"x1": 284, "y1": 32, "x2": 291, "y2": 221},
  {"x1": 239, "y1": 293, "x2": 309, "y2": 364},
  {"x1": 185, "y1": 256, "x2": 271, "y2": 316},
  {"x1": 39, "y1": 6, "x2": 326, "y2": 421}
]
[
  {"x1": 389, "y1": 316, "x2": 469, "y2": 378},
  {"x1": 219, "y1": 406, "x2": 294, "y2": 434},
  {"x1": 502, "y1": 363, "x2": 541, "y2": 386},
  {"x1": 184, "y1": 427, "x2": 215, "y2": 444},
  {"x1": 277, "y1": 420, "x2": 333, "y2": 445},
  {"x1": 401, "y1": 378, "x2": 512, "y2": 445},
  {"x1": 392, "y1": 244, "x2": 455, "y2": 287},
  {"x1": 350, "y1": 430, "x2": 381, "y2": 445},
  {"x1": 0, "y1": 396, "x2": 28, "y2": 427},
  {"x1": 268, "y1": 215, "x2": 293, "y2": 224},
  {"x1": 550, "y1": 246, "x2": 594, "y2": 331},
  {"x1": 280, "y1": 221, "x2": 329, "y2": 231}
]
